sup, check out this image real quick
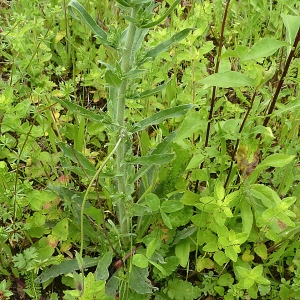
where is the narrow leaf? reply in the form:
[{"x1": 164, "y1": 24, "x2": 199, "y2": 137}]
[
  {"x1": 131, "y1": 104, "x2": 193, "y2": 133},
  {"x1": 35, "y1": 258, "x2": 99, "y2": 283},
  {"x1": 139, "y1": 28, "x2": 194, "y2": 64},
  {"x1": 125, "y1": 153, "x2": 174, "y2": 165},
  {"x1": 58, "y1": 142, "x2": 96, "y2": 178},
  {"x1": 68, "y1": 0, "x2": 112, "y2": 46},
  {"x1": 140, "y1": 0, "x2": 181, "y2": 28},
  {"x1": 54, "y1": 97, "x2": 112, "y2": 124},
  {"x1": 200, "y1": 71, "x2": 254, "y2": 87}
]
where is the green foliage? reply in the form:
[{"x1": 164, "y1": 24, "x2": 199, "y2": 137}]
[{"x1": 0, "y1": 0, "x2": 300, "y2": 298}]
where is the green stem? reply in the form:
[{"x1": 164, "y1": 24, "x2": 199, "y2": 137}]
[
  {"x1": 114, "y1": 7, "x2": 139, "y2": 246},
  {"x1": 80, "y1": 132, "x2": 125, "y2": 256}
]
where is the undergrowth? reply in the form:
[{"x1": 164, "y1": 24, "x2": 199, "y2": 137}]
[{"x1": 0, "y1": 0, "x2": 300, "y2": 299}]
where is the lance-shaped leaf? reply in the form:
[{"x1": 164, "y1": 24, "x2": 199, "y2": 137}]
[
  {"x1": 35, "y1": 258, "x2": 100, "y2": 283},
  {"x1": 54, "y1": 97, "x2": 112, "y2": 124},
  {"x1": 68, "y1": 0, "x2": 112, "y2": 47},
  {"x1": 127, "y1": 79, "x2": 171, "y2": 99},
  {"x1": 200, "y1": 71, "x2": 254, "y2": 88},
  {"x1": 138, "y1": 28, "x2": 194, "y2": 65},
  {"x1": 131, "y1": 104, "x2": 193, "y2": 133},
  {"x1": 125, "y1": 153, "x2": 174, "y2": 165},
  {"x1": 58, "y1": 142, "x2": 97, "y2": 178},
  {"x1": 240, "y1": 38, "x2": 288, "y2": 62},
  {"x1": 140, "y1": 0, "x2": 181, "y2": 28}
]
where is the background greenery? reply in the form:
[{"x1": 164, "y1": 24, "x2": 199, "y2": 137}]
[{"x1": 0, "y1": 0, "x2": 300, "y2": 299}]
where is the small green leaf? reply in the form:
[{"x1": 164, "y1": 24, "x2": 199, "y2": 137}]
[
  {"x1": 160, "y1": 210, "x2": 173, "y2": 229},
  {"x1": 161, "y1": 200, "x2": 184, "y2": 213},
  {"x1": 200, "y1": 71, "x2": 254, "y2": 87},
  {"x1": 203, "y1": 242, "x2": 218, "y2": 252},
  {"x1": 95, "y1": 251, "x2": 113, "y2": 281},
  {"x1": 240, "y1": 201, "x2": 253, "y2": 236},
  {"x1": 131, "y1": 104, "x2": 193, "y2": 133},
  {"x1": 52, "y1": 219, "x2": 68, "y2": 241},
  {"x1": 175, "y1": 239, "x2": 190, "y2": 267},
  {"x1": 254, "y1": 244, "x2": 268, "y2": 260},
  {"x1": 214, "y1": 250, "x2": 229, "y2": 265},
  {"x1": 145, "y1": 193, "x2": 160, "y2": 212},
  {"x1": 146, "y1": 239, "x2": 160, "y2": 259},
  {"x1": 132, "y1": 254, "x2": 148, "y2": 268},
  {"x1": 236, "y1": 266, "x2": 251, "y2": 278},
  {"x1": 214, "y1": 180, "x2": 225, "y2": 201},
  {"x1": 225, "y1": 246, "x2": 238, "y2": 262}
]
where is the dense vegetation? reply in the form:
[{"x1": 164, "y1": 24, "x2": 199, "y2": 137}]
[{"x1": 0, "y1": 0, "x2": 300, "y2": 299}]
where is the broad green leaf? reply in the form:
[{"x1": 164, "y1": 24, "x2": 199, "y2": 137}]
[
  {"x1": 35, "y1": 257, "x2": 99, "y2": 283},
  {"x1": 282, "y1": 14, "x2": 300, "y2": 55},
  {"x1": 241, "y1": 38, "x2": 287, "y2": 62},
  {"x1": 95, "y1": 251, "x2": 113, "y2": 281},
  {"x1": 240, "y1": 201, "x2": 253, "y2": 236},
  {"x1": 132, "y1": 254, "x2": 148, "y2": 268},
  {"x1": 160, "y1": 200, "x2": 184, "y2": 213},
  {"x1": 180, "y1": 190, "x2": 200, "y2": 206},
  {"x1": 203, "y1": 242, "x2": 218, "y2": 252},
  {"x1": 254, "y1": 243, "x2": 268, "y2": 260},
  {"x1": 68, "y1": 0, "x2": 112, "y2": 47},
  {"x1": 236, "y1": 266, "x2": 251, "y2": 278},
  {"x1": 160, "y1": 210, "x2": 173, "y2": 229},
  {"x1": 200, "y1": 71, "x2": 254, "y2": 87},
  {"x1": 125, "y1": 153, "x2": 174, "y2": 165},
  {"x1": 54, "y1": 97, "x2": 111, "y2": 124},
  {"x1": 148, "y1": 260, "x2": 167, "y2": 276},
  {"x1": 131, "y1": 104, "x2": 193, "y2": 133},
  {"x1": 251, "y1": 265, "x2": 264, "y2": 279},
  {"x1": 52, "y1": 218, "x2": 68, "y2": 241},
  {"x1": 145, "y1": 193, "x2": 160, "y2": 212},
  {"x1": 174, "y1": 110, "x2": 205, "y2": 142},
  {"x1": 250, "y1": 184, "x2": 281, "y2": 207},
  {"x1": 258, "y1": 154, "x2": 294, "y2": 168},
  {"x1": 139, "y1": 28, "x2": 194, "y2": 64},
  {"x1": 129, "y1": 266, "x2": 154, "y2": 294},
  {"x1": 214, "y1": 251, "x2": 229, "y2": 265},
  {"x1": 243, "y1": 278, "x2": 255, "y2": 289},
  {"x1": 175, "y1": 239, "x2": 190, "y2": 267}
]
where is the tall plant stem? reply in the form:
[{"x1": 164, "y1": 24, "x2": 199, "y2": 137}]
[
  {"x1": 261, "y1": 27, "x2": 300, "y2": 129},
  {"x1": 114, "y1": 7, "x2": 139, "y2": 247},
  {"x1": 195, "y1": 0, "x2": 231, "y2": 193},
  {"x1": 203, "y1": 0, "x2": 231, "y2": 148}
]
